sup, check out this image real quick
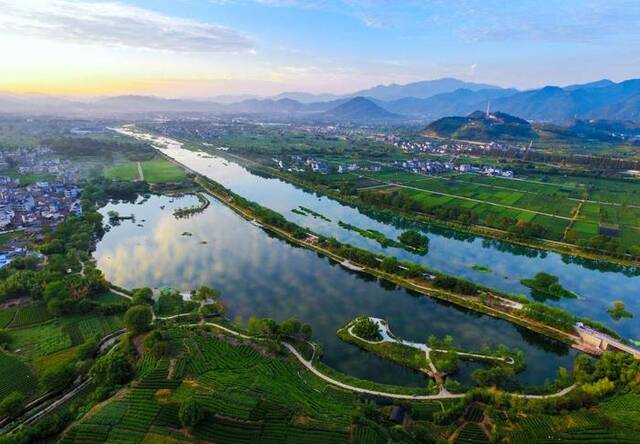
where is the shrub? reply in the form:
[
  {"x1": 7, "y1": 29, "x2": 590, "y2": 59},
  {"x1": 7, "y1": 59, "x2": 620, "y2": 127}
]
[
  {"x1": 0, "y1": 391, "x2": 25, "y2": 419},
  {"x1": 179, "y1": 399, "x2": 204, "y2": 428},
  {"x1": 124, "y1": 305, "x2": 153, "y2": 335}
]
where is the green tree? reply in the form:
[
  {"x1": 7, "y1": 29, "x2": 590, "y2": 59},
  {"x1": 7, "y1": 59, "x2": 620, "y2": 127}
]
[
  {"x1": 124, "y1": 305, "x2": 153, "y2": 335},
  {"x1": 179, "y1": 399, "x2": 204, "y2": 428},
  {"x1": 131, "y1": 288, "x2": 153, "y2": 306},
  {"x1": 0, "y1": 391, "x2": 25, "y2": 419},
  {"x1": 194, "y1": 286, "x2": 221, "y2": 302},
  {"x1": 280, "y1": 318, "x2": 302, "y2": 338},
  {"x1": 41, "y1": 364, "x2": 75, "y2": 392},
  {"x1": 90, "y1": 351, "x2": 133, "y2": 389},
  {"x1": 301, "y1": 323, "x2": 313, "y2": 340},
  {"x1": 43, "y1": 281, "x2": 68, "y2": 302}
]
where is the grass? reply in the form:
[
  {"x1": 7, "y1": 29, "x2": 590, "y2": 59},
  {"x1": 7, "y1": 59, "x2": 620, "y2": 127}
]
[
  {"x1": 472, "y1": 265, "x2": 492, "y2": 273},
  {"x1": 104, "y1": 156, "x2": 187, "y2": 184},
  {"x1": 104, "y1": 162, "x2": 139, "y2": 181},
  {"x1": 0, "y1": 168, "x2": 55, "y2": 185},
  {"x1": 141, "y1": 157, "x2": 187, "y2": 183}
]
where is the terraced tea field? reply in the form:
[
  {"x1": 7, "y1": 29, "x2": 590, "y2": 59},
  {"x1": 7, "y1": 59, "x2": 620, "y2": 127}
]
[{"x1": 61, "y1": 329, "x2": 415, "y2": 444}]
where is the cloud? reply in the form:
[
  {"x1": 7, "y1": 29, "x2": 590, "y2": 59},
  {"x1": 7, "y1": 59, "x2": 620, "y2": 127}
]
[{"x1": 0, "y1": 0, "x2": 254, "y2": 53}]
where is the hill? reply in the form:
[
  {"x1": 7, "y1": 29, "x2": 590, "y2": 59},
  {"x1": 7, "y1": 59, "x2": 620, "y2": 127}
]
[
  {"x1": 322, "y1": 96, "x2": 402, "y2": 121},
  {"x1": 423, "y1": 110, "x2": 536, "y2": 141}
]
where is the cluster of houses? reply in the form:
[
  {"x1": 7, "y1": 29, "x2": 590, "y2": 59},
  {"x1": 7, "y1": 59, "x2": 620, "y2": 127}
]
[
  {"x1": 0, "y1": 178, "x2": 82, "y2": 232},
  {"x1": 394, "y1": 159, "x2": 513, "y2": 177},
  {"x1": 394, "y1": 139, "x2": 531, "y2": 155},
  {"x1": 2, "y1": 146, "x2": 81, "y2": 182}
]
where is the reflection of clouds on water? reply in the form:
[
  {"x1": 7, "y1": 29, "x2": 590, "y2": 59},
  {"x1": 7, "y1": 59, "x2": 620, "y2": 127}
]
[{"x1": 96, "y1": 194, "x2": 579, "y2": 387}]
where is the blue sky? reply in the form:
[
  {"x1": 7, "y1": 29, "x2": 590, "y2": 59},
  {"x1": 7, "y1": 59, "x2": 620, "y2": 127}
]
[{"x1": 0, "y1": 0, "x2": 639, "y2": 96}]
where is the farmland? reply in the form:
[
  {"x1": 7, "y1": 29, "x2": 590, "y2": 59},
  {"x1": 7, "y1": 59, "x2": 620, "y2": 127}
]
[
  {"x1": 336, "y1": 167, "x2": 640, "y2": 255},
  {"x1": 59, "y1": 328, "x2": 455, "y2": 444}
]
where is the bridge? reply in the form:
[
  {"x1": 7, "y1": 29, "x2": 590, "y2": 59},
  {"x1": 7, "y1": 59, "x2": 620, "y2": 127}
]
[{"x1": 575, "y1": 323, "x2": 640, "y2": 359}]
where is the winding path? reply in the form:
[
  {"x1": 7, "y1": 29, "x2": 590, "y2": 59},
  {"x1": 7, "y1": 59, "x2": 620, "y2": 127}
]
[{"x1": 203, "y1": 320, "x2": 575, "y2": 401}]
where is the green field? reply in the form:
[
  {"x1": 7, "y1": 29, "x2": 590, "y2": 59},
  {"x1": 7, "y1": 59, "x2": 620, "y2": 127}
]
[
  {"x1": 353, "y1": 169, "x2": 640, "y2": 250},
  {"x1": 104, "y1": 156, "x2": 187, "y2": 184}
]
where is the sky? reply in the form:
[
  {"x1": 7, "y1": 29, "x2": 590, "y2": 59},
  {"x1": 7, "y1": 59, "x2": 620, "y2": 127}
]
[{"x1": 0, "y1": 0, "x2": 639, "y2": 98}]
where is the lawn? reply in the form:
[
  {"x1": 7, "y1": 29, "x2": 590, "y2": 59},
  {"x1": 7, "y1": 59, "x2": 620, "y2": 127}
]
[
  {"x1": 104, "y1": 162, "x2": 140, "y2": 181},
  {"x1": 104, "y1": 156, "x2": 187, "y2": 184},
  {"x1": 141, "y1": 157, "x2": 187, "y2": 183}
]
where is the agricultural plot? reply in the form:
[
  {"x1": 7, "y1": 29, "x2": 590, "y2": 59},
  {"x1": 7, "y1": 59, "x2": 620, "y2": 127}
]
[
  {"x1": 0, "y1": 306, "x2": 17, "y2": 328},
  {"x1": 9, "y1": 302, "x2": 52, "y2": 327},
  {"x1": 455, "y1": 422, "x2": 488, "y2": 443},
  {"x1": 91, "y1": 292, "x2": 131, "y2": 306},
  {"x1": 0, "y1": 350, "x2": 37, "y2": 400},
  {"x1": 62, "y1": 330, "x2": 360, "y2": 444},
  {"x1": 7, "y1": 322, "x2": 72, "y2": 359},
  {"x1": 62, "y1": 314, "x2": 124, "y2": 346}
]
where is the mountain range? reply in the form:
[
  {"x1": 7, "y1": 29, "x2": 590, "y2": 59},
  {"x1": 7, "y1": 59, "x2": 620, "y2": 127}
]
[{"x1": 3, "y1": 77, "x2": 640, "y2": 123}]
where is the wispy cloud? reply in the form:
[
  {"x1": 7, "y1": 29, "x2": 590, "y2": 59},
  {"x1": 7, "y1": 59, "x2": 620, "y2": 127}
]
[{"x1": 0, "y1": 0, "x2": 254, "y2": 53}]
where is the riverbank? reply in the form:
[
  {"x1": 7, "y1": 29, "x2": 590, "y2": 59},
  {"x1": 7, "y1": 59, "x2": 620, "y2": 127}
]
[
  {"x1": 193, "y1": 175, "x2": 610, "y2": 354},
  {"x1": 217, "y1": 149, "x2": 640, "y2": 268}
]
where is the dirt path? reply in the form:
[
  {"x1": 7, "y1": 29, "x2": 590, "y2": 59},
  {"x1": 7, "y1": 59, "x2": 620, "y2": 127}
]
[{"x1": 137, "y1": 162, "x2": 144, "y2": 181}]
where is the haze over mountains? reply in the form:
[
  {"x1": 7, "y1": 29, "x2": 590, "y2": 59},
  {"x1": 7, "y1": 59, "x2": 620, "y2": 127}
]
[{"x1": 3, "y1": 77, "x2": 640, "y2": 123}]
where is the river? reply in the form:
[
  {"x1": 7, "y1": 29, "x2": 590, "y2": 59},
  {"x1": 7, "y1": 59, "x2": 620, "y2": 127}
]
[{"x1": 115, "y1": 128, "x2": 640, "y2": 342}]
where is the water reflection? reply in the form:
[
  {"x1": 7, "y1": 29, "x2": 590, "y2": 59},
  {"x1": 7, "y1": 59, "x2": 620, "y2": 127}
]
[
  {"x1": 147, "y1": 148, "x2": 640, "y2": 341},
  {"x1": 95, "y1": 194, "x2": 577, "y2": 387}
]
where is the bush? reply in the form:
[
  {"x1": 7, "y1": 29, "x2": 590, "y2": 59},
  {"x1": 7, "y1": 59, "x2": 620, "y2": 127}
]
[
  {"x1": 89, "y1": 351, "x2": 133, "y2": 390},
  {"x1": 0, "y1": 391, "x2": 25, "y2": 419},
  {"x1": 124, "y1": 305, "x2": 153, "y2": 335},
  {"x1": 352, "y1": 318, "x2": 381, "y2": 341},
  {"x1": 41, "y1": 364, "x2": 75, "y2": 392},
  {"x1": 179, "y1": 399, "x2": 204, "y2": 428}
]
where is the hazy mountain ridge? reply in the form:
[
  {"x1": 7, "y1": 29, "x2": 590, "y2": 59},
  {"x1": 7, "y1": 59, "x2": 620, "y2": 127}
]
[{"x1": 2, "y1": 77, "x2": 640, "y2": 122}]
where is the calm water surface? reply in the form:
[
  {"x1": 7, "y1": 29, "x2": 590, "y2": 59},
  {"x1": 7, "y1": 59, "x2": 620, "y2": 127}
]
[
  {"x1": 95, "y1": 194, "x2": 577, "y2": 388},
  {"x1": 137, "y1": 136, "x2": 640, "y2": 342}
]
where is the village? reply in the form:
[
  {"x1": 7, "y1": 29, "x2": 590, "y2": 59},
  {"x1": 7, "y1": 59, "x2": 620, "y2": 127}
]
[{"x1": 0, "y1": 147, "x2": 83, "y2": 268}]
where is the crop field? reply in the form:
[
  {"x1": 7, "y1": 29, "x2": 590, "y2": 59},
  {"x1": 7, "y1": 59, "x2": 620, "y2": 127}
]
[
  {"x1": 62, "y1": 314, "x2": 124, "y2": 346},
  {"x1": 0, "y1": 306, "x2": 17, "y2": 328},
  {"x1": 7, "y1": 322, "x2": 72, "y2": 359},
  {"x1": 9, "y1": 302, "x2": 52, "y2": 327},
  {"x1": 508, "y1": 408, "x2": 639, "y2": 443},
  {"x1": 455, "y1": 422, "x2": 488, "y2": 443},
  {"x1": 61, "y1": 330, "x2": 362, "y2": 443},
  {"x1": 0, "y1": 350, "x2": 36, "y2": 400},
  {"x1": 352, "y1": 168, "x2": 640, "y2": 247}
]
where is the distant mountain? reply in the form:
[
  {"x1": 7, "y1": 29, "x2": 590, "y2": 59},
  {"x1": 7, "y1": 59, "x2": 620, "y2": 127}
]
[
  {"x1": 322, "y1": 97, "x2": 402, "y2": 121},
  {"x1": 563, "y1": 79, "x2": 615, "y2": 91},
  {"x1": 94, "y1": 95, "x2": 224, "y2": 113},
  {"x1": 381, "y1": 88, "x2": 519, "y2": 119},
  {"x1": 483, "y1": 79, "x2": 640, "y2": 121},
  {"x1": 271, "y1": 91, "x2": 343, "y2": 103},
  {"x1": 423, "y1": 111, "x2": 536, "y2": 141},
  {"x1": 352, "y1": 78, "x2": 501, "y2": 101}
]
